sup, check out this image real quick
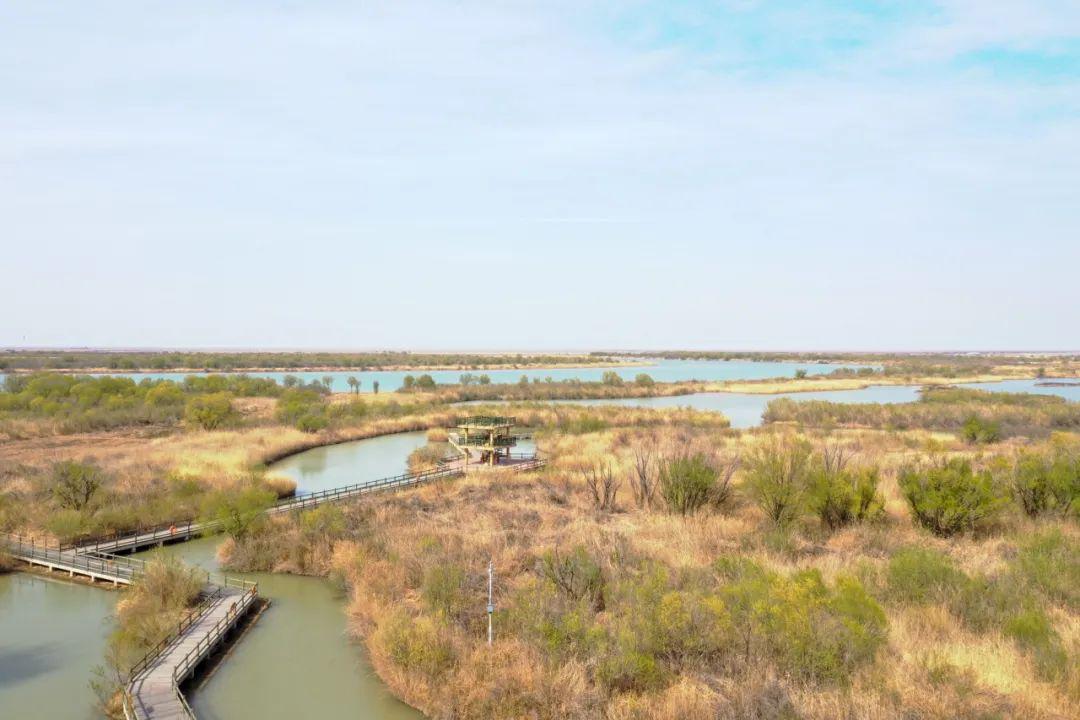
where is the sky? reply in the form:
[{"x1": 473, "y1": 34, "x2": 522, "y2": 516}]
[{"x1": 1, "y1": 1, "x2": 1078, "y2": 352}]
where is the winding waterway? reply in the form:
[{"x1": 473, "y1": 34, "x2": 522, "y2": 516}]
[
  {"x1": 0, "y1": 432, "x2": 434, "y2": 720},
  {"x1": 1, "y1": 378, "x2": 1075, "y2": 718},
  {"x1": 142, "y1": 431, "x2": 432, "y2": 720}
]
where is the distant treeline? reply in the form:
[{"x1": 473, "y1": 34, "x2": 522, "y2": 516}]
[
  {"x1": 764, "y1": 386, "x2": 1080, "y2": 438},
  {"x1": 604, "y1": 351, "x2": 1077, "y2": 379},
  {"x1": 0, "y1": 350, "x2": 617, "y2": 372},
  {"x1": 605, "y1": 350, "x2": 1074, "y2": 364},
  {"x1": 430, "y1": 374, "x2": 701, "y2": 401},
  {"x1": 0, "y1": 373, "x2": 326, "y2": 433}
]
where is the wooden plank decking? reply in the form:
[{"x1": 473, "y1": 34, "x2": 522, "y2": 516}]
[{"x1": 125, "y1": 585, "x2": 257, "y2": 720}]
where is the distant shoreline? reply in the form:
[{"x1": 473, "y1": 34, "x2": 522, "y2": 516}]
[{"x1": 1, "y1": 360, "x2": 652, "y2": 375}]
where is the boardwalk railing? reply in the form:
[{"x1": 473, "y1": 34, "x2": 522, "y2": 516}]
[
  {"x1": 10, "y1": 450, "x2": 545, "y2": 720},
  {"x1": 2, "y1": 533, "x2": 145, "y2": 583},
  {"x1": 270, "y1": 464, "x2": 466, "y2": 512},
  {"x1": 126, "y1": 589, "x2": 224, "y2": 680},
  {"x1": 172, "y1": 585, "x2": 258, "y2": 686},
  {"x1": 22, "y1": 453, "x2": 545, "y2": 559},
  {"x1": 61, "y1": 519, "x2": 202, "y2": 553},
  {"x1": 122, "y1": 578, "x2": 258, "y2": 720}
]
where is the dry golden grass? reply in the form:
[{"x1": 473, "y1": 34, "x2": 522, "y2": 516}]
[{"x1": 308, "y1": 423, "x2": 1080, "y2": 720}]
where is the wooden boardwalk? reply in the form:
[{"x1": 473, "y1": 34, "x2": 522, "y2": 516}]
[
  {"x1": 3, "y1": 452, "x2": 546, "y2": 720},
  {"x1": 2, "y1": 533, "x2": 257, "y2": 720},
  {"x1": 75, "y1": 455, "x2": 544, "y2": 555},
  {"x1": 125, "y1": 583, "x2": 257, "y2": 720}
]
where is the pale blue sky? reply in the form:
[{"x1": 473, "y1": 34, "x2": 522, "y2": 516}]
[{"x1": 2, "y1": 1, "x2": 1078, "y2": 351}]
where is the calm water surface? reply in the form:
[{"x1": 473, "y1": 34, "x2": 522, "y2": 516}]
[
  {"x1": 0, "y1": 359, "x2": 874, "y2": 392},
  {"x1": 547, "y1": 379, "x2": 1079, "y2": 428},
  {"x1": 0, "y1": 572, "x2": 115, "y2": 720},
  {"x1": 139, "y1": 537, "x2": 420, "y2": 720}
]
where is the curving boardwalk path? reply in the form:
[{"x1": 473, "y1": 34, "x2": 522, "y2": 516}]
[
  {"x1": 126, "y1": 584, "x2": 257, "y2": 720},
  {"x1": 1, "y1": 533, "x2": 258, "y2": 720},
  {"x1": 3, "y1": 450, "x2": 546, "y2": 720}
]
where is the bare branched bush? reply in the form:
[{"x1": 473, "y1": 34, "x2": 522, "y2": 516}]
[
  {"x1": 540, "y1": 545, "x2": 605, "y2": 611},
  {"x1": 631, "y1": 444, "x2": 658, "y2": 510},
  {"x1": 582, "y1": 462, "x2": 621, "y2": 512},
  {"x1": 710, "y1": 455, "x2": 741, "y2": 510}
]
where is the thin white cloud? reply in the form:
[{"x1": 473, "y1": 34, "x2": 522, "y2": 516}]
[{"x1": 0, "y1": 1, "x2": 1077, "y2": 349}]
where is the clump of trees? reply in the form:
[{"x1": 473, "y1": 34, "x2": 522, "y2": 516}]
[
  {"x1": 200, "y1": 480, "x2": 278, "y2": 540},
  {"x1": 507, "y1": 551, "x2": 887, "y2": 693},
  {"x1": 624, "y1": 435, "x2": 883, "y2": 533},
  {"x1": 0, "y1": 373, "x2": 291, "y2": 433},
  {"x1": 184, "y1": 392, "x2": 236, "y2": 430},
  {"x1": 400, "y1": 374, "x2": 437, "y2": 392},
  {"x1": 51, "y1": 460, "x2": 103, "y2": 511}
]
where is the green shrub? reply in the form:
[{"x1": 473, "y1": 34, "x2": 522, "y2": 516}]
[
  {"x1": 885, "y1": 547, "x2": 964, "y2": 604},
  {"x1": 743, "y1": 436, "x2": 812, "y2": 528},
  {"x1": 596, "y1": 641, "x2": 664, "y2": 693},
  {"x1": 1003, "y1": 609, "x2": 1069, "y2": 681},
  {"x1": 377, "y1": 612, "x2": 456, "y2": 679},
  {"x1": 721, "y1": 562, "x2": 887, "y2": 683},
  {"x1": 51, "y1": 460, "x2": 103, "y2": 511},
  {"x1": 635, "y1": 590, "x2": 731, "y2": 663},
  {"x1": 200, "y1": 483, "x2": 276, "y2": 540},
  {"x1": 1013, "y1": 529, "x2": 1079, "y2": 611},
  {"x1": 1047, "y1": 449, "x2": 1079, "y2": 517},
  {"x1": 947, "y1": 574, "x2": 1031, "y2": 634},
  {"x1": 144, "y1": 383, "x2": 184, "y2": 407},
  {"x1": 807, "y1": 462, "x2": 883, "y2": 531},
  {"x1": 634, "y1": 373, "x2": 655, "y2": 387},
  {"x1": 184, "y1": 392, "x2": 235, "y2": 430},
  {"x1": 1009, "y1": 451, "x2": 1053, "y2": 517},
  {"x1": 421, "y1": 564, "x2": 467, "y2": 618},
  {"x1": 898, "y1": 458, "x2": 1004, "y2": 537},
  {"x1": 295, "y1": 412, "x2": 329, "y2": 433},
  {"x1": 659, "y1": 453, "x2": 717, "y2": 515},
  {"x1": 276, "y1": 388, "x2": 326, "y2": 428},
  {"x1": 961, "y1": 414, "x2": 1001, "y2": 444},
  {"x1": 508, "y1": 579, "x2": 604, "y2": 659},
  {"x1": 45, "y1": 508, "x2": 92, "y2": 542}
]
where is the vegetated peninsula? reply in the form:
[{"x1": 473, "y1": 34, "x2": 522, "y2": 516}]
[
  {"x1": 1, "y1": 350, "x2": 1078, "y2": 720},
  {"x1": 0, "y1": 349, "x2": 632, "y2": 373}
]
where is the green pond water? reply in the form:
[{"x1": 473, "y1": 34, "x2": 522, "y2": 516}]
[
  {"x1": 0, "y1": 432, "x2": 431, "y2": 719},
  {"x1": 0, "y1": 572, "x2": 115, "y2": 720}
]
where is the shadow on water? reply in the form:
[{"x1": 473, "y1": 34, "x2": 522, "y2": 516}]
[{"x1": 0, "y1": 644, "x2": 61, "y2": 687}]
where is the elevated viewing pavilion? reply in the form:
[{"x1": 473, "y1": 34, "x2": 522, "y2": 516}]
[{"x1": 448, "y1": 415, "x2": 521, "y2": 466}]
